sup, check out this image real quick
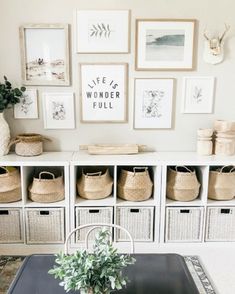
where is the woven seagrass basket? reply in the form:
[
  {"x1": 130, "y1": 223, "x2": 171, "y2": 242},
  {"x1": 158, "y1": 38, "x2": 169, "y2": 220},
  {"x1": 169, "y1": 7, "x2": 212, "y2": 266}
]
[
  {"x1": 29, "y1": 171, "x2": 65, "y2": 203},
  {"x1": 0, "y1": 167, "x2": 21, "y2": 203},
  {"x1": 117, "y1": 167, "x2": 153, "y2": 201},
  {"x1": 10, "y1": 133, "x2": 50, "y2": 157},
  {"x1": 208, "y1": 166, "x2": 235, "y2": 200},
  {"x1": 166, "y1": 166, "x2": 201, "y2": 201},
  {"x1": 77, "y1": 167, "x2": 113, "y2": 200}
]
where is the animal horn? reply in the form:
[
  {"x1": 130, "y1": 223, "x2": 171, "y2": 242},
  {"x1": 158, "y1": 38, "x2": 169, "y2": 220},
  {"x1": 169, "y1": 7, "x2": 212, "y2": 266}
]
[
  {"x1": 219, "y1": 23, "x2": 230, "y2": 43},
  {"x1": 203, "y1": 29, "x2": 210, "y2": 41}
]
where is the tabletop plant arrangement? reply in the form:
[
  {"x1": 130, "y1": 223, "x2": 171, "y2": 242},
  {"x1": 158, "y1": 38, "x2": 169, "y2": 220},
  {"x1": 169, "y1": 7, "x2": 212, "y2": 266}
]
[
  {"x1": 0, "y1": 76, "x2": 26, "y2": 156},
  {"x1": 49, "y1": 229, "x2": 136, "y2": 294}
]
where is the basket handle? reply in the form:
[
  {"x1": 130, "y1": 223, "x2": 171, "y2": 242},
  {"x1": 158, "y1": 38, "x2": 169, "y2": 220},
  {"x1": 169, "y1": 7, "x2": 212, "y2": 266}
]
[
  {"x1": 219, "y1": 165, "x2": 235, "y2": 173},
  {"x1": 64, "y1": 223, "x2": 135, "y2": 255},
  {"x1": 133, "y1": 167, "x2": 148, "y2": 176},
  {"x1": 175, "y1": 166, "x2": 193, "y2": 173},
  {"x1": 39, "y1": 171, "x2": 55, "y2": 180},
  {"x1": 0, "y1": 166, "x2": 9, "y2": 173},
  {"x1": 85, "y1": 171, "x2": 102, "y2": 177}
]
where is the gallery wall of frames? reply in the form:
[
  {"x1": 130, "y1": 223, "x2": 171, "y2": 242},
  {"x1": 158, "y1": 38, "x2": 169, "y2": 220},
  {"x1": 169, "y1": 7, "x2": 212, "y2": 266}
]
[{"x1": 1, "y1": 2, "x2": 234, "y2": 151}]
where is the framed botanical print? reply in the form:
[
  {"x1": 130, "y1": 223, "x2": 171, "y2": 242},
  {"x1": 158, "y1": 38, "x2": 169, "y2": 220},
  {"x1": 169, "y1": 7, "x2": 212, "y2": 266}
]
[
  {"x1": 14, "y1": 89, "x2": 38, "y2": 119},
  {"x1": 182, "y1": 77, "x2": 215, "y2": 113},
  {"x1": 19, "y1": 24, "x2": 70, "y2": 86},
  {"x1": 75, "y1": 10, "x2": 130, "y2": 53},
  {"x1": 134, "y1": 78, "x2": 174, "y2": 129},
  {"x1": 80, "y1": 63, "x2": 128, "y2": 123},
  {"x1": 42, "y1": 92, "x2": 75, "y2": 129},
  {"x1": 136, "y1": 19, "x2": 196, "y2": 70}
]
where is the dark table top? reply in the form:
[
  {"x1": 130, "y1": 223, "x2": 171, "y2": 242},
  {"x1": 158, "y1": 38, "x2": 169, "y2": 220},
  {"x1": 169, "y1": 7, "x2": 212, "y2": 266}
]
[{"x1": 8, "y1": 254, "x2": 199, "y2": 294}]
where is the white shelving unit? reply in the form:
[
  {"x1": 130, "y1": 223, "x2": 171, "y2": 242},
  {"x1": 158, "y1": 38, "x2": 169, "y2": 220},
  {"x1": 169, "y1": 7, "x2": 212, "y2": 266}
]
[
  {"x1": 1, "y1": 151, "x2": 235, "y2": 254},
  {"x1": 0, "y1": 152, "x2": 72, "y2": 254}
]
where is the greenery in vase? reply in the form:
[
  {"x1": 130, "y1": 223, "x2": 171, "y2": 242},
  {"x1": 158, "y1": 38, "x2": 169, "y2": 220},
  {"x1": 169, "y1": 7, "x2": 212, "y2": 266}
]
[
  {"x1": 0, "y1": 76, "x2": 26, "y2": 113},
  {"x1": 49, "y1": 229, "x2": 136, "y2": 294}
]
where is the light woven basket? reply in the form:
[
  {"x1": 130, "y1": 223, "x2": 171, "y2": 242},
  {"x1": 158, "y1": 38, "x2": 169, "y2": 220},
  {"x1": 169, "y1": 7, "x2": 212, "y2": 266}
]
[
  {"x1": 77, "y1": 167, "x2": 113, "y2": 200},
  {"x1": 208, "y1": 166, "x2": 235, "y2": 200},
  {"x1": 0, "y1": 167, "x2": 21, "y2": 203},
  {"x1": 166, "y1": 166, "x2": 201, "y2": 201},
  {"x1": 28, "y1": 171, "x2": 65, "y2": 203},
  {"x1": 10, "y1": 133, "x2": 50, "y2": 157},
  {"x1": 117, "y1": 167, "x2": 153, "y2": 201}
]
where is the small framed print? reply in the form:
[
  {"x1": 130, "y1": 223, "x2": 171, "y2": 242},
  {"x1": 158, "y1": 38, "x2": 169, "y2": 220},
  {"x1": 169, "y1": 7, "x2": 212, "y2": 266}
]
[
  {"x1": 182, "y1": 77, "x2": 215, "y2": 113},
  {"x1": 80, "y1": 63, "x2": 128, "y2": 123},
  {"x1": 14, "y1": 89, "x2": 38, "y2": 119},
  {"x1": 134, "y1": 78, "x2": 174, "y2": 129},
  {"x1": 75, "y1": 10, "x2": 130, "y2": 53},
  {"x1": 19, "y1": 23, "x2": 70, "y2": 86},
  {"x1": 42, "y1": 92, "x2": 75, "y2": 129},
  {"x1": 136, "y1": 19, "x2": 196, "y2": 70}
]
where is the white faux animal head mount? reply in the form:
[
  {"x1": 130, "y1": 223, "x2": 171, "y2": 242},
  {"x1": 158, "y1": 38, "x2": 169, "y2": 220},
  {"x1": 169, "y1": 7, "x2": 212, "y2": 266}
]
[{"x1": 203, "y1": 23, "x2": 230, "y2": 64}]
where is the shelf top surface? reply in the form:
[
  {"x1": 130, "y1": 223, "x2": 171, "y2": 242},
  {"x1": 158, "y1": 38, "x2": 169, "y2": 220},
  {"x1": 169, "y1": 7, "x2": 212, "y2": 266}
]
[
  {"x1": 1, "y1": 151, "x2": 235, "y2": 165},
  {"x1": 0, "y1": 152, "x2": 73, "y2": 165}
]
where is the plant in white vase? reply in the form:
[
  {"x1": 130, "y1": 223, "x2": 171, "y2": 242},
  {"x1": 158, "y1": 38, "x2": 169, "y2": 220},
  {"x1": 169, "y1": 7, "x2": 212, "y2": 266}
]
[
  {"x1": 0, "y1": 76, "x2": 26, "y2": 156},
  {"x1": 49, "y1": 229, "x2": 136, "y2": 294}
]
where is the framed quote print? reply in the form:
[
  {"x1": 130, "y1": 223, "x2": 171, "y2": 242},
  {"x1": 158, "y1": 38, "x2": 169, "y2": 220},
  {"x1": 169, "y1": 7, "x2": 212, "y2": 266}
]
[
  {"x1": 19, "y1": 24, "x2": 70, "y2": 86},
  {"x1": 134, "y1": 78, "x2": 174, "y2": 129},
  {"x1": 80, "y1": 63, "x2": 128, "y2": 123},
  {"x1": 75, "y1": 10, "x2": 130, "y2": 53},
  {"x1": 136, "y1": 19, "x2": 196, "y2": 70},
  {"x1": 182, "y1": 77, "x2": 215, "y2": 113}
]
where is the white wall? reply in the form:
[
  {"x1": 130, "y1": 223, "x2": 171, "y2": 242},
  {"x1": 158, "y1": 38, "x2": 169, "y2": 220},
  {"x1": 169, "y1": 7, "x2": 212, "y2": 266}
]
[{"x1": 0, "y1": 0, "x2": 235, "y2": 151}]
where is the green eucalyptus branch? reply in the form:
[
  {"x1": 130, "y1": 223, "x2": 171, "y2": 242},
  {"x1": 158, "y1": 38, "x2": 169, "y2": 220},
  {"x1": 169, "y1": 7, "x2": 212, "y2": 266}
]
[{"x1": 0, "y1": 76, "x2": 26, "y2": 113}]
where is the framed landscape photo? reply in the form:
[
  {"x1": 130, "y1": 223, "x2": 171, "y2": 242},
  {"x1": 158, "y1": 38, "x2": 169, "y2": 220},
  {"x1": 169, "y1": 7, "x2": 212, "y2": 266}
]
[
  {"x1": 14, "y1": 89, "x2": 38, "y2": 119},
  {"x1": 182, "y1": 77, "x2": 215, "y2": 113},
  {"x1": 42, "y1": 92, "x2": 75, "y2": 129},
  {"x1": 75, "y1": 10, "x2": 130, "y2": 53},
  {"x1": 136, "y1": 19, "x2": 196, "y2": 70},
  {"x1": 19, "y1": 24, "x2": 70, "y2": 86},
  {"x1": 80, "y1": 63, "x2": 128, "y2": 123},
  {"x1": 134, "y1": 78, "x2": 174, "y2": 129}
]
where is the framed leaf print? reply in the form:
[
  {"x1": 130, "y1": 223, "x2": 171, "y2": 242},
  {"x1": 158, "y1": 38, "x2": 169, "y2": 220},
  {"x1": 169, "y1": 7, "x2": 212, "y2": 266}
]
[{"x1": 75, "y1": 10, "x2": 130, "y2": 53}]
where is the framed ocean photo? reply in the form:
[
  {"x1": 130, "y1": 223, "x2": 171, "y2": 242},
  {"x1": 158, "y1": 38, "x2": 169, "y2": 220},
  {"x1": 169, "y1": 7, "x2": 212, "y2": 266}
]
[
  {"x1": 136, "y1": 19, "x2": 196, "y2": 70},
  {"x1": 19, "y1": 24, "x2": 70, "y2": 86}
]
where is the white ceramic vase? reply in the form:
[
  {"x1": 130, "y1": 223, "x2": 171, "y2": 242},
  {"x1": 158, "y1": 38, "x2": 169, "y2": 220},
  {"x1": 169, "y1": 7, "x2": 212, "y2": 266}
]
[{"x1": 0, "y1": 112, "x2": 10, "y2": 156}]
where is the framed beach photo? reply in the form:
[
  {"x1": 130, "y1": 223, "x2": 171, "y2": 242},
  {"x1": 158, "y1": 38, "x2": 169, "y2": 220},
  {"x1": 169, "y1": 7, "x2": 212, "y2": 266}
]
[
  {"x1": 42, "y1": 92, "x2": 75, "y2": 129},
  {"x1": 136, "y1": 19, "x2": 196, "y2": 70},
  {"x1": 19, "y1": 24, "x2": 70, "y2": 86},
  {"x1": 134, "y1": 78, "x2": 174, "y2": 129},
  {"x1": 75, "y1": 10, "x2": 130, "y2": 53},
  {"x1": 80, "y1": 63, "x2": 128, "y2": 123},
  {"x1": 14, "y1": 89, "x2": 38, "y2": 119},
  {"x1": 182, "y1": 77, "x2": 215, "y2": 113}
]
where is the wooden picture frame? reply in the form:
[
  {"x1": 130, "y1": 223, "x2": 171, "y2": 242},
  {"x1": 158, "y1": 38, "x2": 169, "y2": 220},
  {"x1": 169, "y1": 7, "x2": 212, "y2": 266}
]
[
  {"x1": 74, "y1": 10, "x2": 130, "y2": 53},
  {"x1": 134, "y1": 78, "x2": 175, "y2": 129},
  {"x1": 80, "y1": 63, "x2": 128, "y2": 123},
  {"x1": 136, "y1": 19, "x2": 196, "y2": 71},
  {"x1": 19, "y1": 23, "x2": 70, "y2": 86}
]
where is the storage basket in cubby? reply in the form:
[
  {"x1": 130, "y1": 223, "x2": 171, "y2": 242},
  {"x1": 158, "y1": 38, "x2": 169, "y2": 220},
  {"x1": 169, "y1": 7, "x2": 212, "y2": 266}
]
[
  {"x1": 205, "y1": 207, "x2": 235, "y2": 241},
  {"x1": 77, "y1": 167, "x2": 113, "y2": 200},
  {"x1": 166, "y1": 166, "x2": 201, "y2": 201},
  {"x1": 28, "y1": 171, "x2": 65, "y2": 203},
  {"x1": 0, "y1": 167, "x2": 21, "y2": 203},
  {"x1": 116, "y1": 207, "x2": 154, "y2": 242},
  {"x1": 25, "y1": 208, "x2": 64, "y2": 244},
  {"x1": 117, "y1": 167, "x2": 153, "y2": 201},
  {"x1": 0, "y1": 208, "x2": 23, "y2": 243},
  {"x1": 208, "y1": 166, "x2": 235, "y2": 200},
  {"x1": 75, "y1": 207, "x2": 113, "y2": 242},
  {"x1": 165, "y1": 207, "x2": 203, "y2": 242}
]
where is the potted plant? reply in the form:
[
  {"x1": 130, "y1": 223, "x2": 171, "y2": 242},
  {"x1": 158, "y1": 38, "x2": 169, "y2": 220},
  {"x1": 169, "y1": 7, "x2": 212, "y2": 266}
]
[
  {"x1": 0, "y1": 76, "x2": 26, "y2": 156},
  {"x1": 49, "y1": 229, "x2": 136, "y2": 294}
]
